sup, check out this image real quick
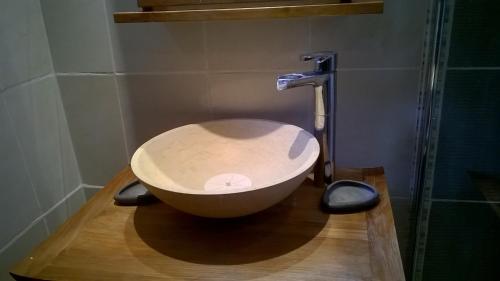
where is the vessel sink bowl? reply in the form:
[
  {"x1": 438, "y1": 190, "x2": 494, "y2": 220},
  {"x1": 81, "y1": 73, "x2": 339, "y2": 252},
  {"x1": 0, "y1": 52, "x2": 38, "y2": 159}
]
[{"x1": 131, "y1": 119, "x2": 319, "y2": 218}]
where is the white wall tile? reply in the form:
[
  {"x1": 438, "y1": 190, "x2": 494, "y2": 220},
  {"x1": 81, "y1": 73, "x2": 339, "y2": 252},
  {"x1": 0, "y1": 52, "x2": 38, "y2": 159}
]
[
  {"x1": 56, "y1": 96, "x2": 82, "y2": 194},
  {"x1": 65, "y1": 187, "x2": 86, "y2": 218},
  {"x1": 117, "y1": 74, "x2": 212, "y2": 153},
  {"x1": 0, "y1": 0, "x2": 52, "y2": 90},
  {"x1": 0, "y1": 220, "x2": 48, "y2": 281},
  {"x1": 335, "y1": 69, "x2": 419, "y2": 197},
  {"x1": 206, "y1": 18, "x2": 311, "y2": 71},
  {"x1": 41, "y1": 0, "x2": 113, "y2": 72},
  {"x1": 3, "y1": 76, "x2": 79, "y2": 211},
  {"x1": 0, "y1": 100, "x2": 42, "y2": 248},
  {"x1": 208, "y1": 72, "x2": 314, "y2": 131},
  {"x1": 43, "y1": 202, "x2": 68, "y2": 236},
  {"x1": 311, "y1": 0, "x2": 428, "y2": 68},
  {"x1": 58, "y1": 75, "x2": 128, "y2": 186},
  {"x1": 44, "y1": 187, "x2": 86, "y2": 234}
]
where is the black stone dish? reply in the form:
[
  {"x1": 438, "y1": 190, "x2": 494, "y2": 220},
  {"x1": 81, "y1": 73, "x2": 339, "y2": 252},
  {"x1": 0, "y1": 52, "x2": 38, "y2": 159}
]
[
  {"x1": 321, "y1": 180, "x2": 380, "y2": 213},
  {"x1": 114, "y1": 180, "x2": 158, "y2": 206}
]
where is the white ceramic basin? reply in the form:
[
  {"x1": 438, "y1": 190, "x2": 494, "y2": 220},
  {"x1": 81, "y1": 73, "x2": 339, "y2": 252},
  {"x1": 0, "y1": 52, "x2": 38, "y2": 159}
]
[{"x1": 131, "y1": 119, "x2": 319, "y2": 218}]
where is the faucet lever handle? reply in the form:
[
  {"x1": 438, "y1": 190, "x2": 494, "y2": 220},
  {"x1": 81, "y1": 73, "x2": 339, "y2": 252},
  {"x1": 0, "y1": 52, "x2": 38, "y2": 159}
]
[{"x1": 300, "y1": 51, "x2": 336, "y2": 64}]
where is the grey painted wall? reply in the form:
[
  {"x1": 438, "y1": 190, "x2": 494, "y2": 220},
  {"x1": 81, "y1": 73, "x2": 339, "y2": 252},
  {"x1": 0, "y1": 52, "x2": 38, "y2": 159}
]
[
  {"x1": 27, "y1": 0, "x2": 426, "y2": 274},
  {"x1": 0, "y1": 1, "x2": 83, "y2": 280}
]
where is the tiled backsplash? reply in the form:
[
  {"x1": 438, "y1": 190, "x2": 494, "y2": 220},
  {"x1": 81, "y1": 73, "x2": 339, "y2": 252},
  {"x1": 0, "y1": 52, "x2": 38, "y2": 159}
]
[
  {"x1": 0, "y1": 1, "x2": 83, "y2": 279},
  {"x1": 3, "y1": 76, "x2": 80, "y2": 211},
  {"x1": 0, "y1": 1, "x2": 52, "y2": 91},
  {"x1": 42, "y1": 0, "x2": 428, "y2": 196}
]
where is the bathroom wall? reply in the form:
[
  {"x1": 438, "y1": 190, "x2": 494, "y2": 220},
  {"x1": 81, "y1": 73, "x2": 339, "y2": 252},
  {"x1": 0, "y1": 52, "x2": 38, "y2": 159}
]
[
  {"x1": 39, "y1": 0, "x2": 428, "y2": 270},
  {"x1": 417, "y1": 0, "x2": 500, "y2": 280},
  {"x1": 0, "y1": 1, "x2": 83, "y2": 280}
]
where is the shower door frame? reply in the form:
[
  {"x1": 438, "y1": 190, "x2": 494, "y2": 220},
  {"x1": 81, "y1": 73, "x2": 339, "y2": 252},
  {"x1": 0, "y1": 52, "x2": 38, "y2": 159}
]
[{"x1": 409, "y1": 0, "x2": 455, "y2": 280}]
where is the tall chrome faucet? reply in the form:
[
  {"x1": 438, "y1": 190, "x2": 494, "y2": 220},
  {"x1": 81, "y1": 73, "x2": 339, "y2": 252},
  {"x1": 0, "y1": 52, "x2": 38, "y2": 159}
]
[{"x1": 277, "y1": 52, "x2": 337, "y2": 187}]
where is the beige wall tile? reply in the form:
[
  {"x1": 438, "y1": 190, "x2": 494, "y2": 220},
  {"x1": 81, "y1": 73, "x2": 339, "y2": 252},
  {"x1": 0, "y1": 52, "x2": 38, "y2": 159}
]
[
  {"x1": 335, "y1": 69, "x2": 419, "y2": 197},
  {"x1": 208, "y1": 72, "x2": 314, "y2": 131},
  {"x1": 117, "y1": 74, "x2": 212, "y2": 153},
  {"x1": 206, "y1": 19, "x2": 311, "y2": 71},
  {"x1": 58, "y1": 75, "x2": 128, "y2": 186},
  {"x1": 311, "y1": 0, "x2": 428, "y2": 68}
]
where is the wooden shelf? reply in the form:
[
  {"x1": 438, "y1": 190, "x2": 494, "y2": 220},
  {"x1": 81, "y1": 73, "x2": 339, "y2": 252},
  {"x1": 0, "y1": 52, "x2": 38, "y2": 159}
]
[{"x1": 114, "y1": 0, "x2": 384, "y2": 23}]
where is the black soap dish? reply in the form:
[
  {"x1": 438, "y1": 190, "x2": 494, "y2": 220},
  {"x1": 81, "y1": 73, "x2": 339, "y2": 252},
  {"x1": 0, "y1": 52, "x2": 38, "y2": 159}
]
[
  {"x1": 114, "y1": 180, "x2": 158, "y2": 206},
  {"x1": 321, "y1": 180, "x2": 380, "y2": 213}
]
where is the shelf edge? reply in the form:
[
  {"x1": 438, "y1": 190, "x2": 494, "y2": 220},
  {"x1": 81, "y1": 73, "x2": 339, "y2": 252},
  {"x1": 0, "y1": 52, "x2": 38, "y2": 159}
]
[{"x1": 114, "y1": 2, "x2": 384, "y2": 23}]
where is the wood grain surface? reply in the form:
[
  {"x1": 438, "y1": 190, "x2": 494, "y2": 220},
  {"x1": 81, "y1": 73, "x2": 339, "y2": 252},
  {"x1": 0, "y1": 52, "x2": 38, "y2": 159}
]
[{"x1": 11, "y1": 166, "x2": 404, "y2": 281}]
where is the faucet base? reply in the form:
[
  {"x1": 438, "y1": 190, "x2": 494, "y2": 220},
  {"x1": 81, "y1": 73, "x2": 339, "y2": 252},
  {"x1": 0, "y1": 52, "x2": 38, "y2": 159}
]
[
  {"x1": 313, "y1": 162, "x2": 335, "y2": 188},
  {"x1": 313, "y1": 129, "x2": 334, "y2": 187}
]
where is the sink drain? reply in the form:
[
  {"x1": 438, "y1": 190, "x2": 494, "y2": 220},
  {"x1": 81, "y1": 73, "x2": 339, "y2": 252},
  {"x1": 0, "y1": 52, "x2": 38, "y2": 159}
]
[{"x1": 204, "y1": 173, "x2": 252, "y2": 192}]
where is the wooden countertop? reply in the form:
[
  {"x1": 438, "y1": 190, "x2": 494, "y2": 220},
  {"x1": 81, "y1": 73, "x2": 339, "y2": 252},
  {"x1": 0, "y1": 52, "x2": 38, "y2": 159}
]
[{"x1": 10, "y1": 166, "x2": 405, "y2": 281}]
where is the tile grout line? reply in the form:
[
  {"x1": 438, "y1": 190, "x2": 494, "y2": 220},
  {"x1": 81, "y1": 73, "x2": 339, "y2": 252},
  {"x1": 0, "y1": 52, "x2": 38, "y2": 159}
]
[
  {"x1": 53, "y1": 78, "x2": 84, "y2": 188},
  {"x1": 447, "y1": 66, "x2": 500, "y2": 70},
  {"x1": 0, "y1": 73, "x2": 54, "y2": 97},
  {"x1": 338, "y1": 67, "x2": 418, "y2": 71},
  {"x1": 307, "y1": 17, "x2": 312, "y2": 52},
  {"x1": 102, "y1": 0, "x2": 131, "y2": 161},
  {"x1": 202, "y1": 21, "x2": 209, "y2": 71},
  {"x1": 50, "y1": 78, "x2": 68, "y2": 236},
  {"x1": 55, "y1": 72, "x2": 113, "y2": 76},
  {"x1": 54, "y1": 67, "x2": 420, "y2": 77},
  {"x1": 0, "y1": 184, "x2": 84, "y2": 255},
  {"x1": 37, "y1": 0, "x2": 56, "y2": 76},
  {"x1": 202, "y1": 21, "x2": 215, "y2": 119},
  {"x1": 432, "y1": 198, "x2": 500, "y2": 204},
  {"x1": 82, "y1": 184, "x2": 104, "y2": 189},
  {"x1": 112, "y1": 65, "x2": 131, "y2": 161},
  {"x1": 391, "y1": 196, "x2": 412, "y2": 200}
]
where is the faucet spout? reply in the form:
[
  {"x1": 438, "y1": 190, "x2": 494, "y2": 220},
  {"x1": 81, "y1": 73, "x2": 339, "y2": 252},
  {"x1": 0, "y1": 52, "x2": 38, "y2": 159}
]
[
  {"x1": 276, "y1": 71, "x2": 329, "y2": 91},
  {"x1": 276, "y1": 52, "x2": 337, "y2": 187}
]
